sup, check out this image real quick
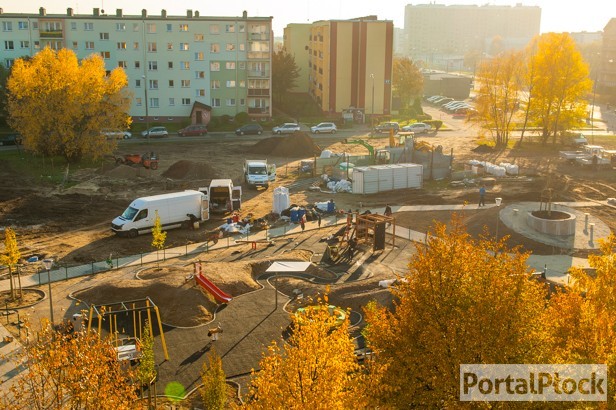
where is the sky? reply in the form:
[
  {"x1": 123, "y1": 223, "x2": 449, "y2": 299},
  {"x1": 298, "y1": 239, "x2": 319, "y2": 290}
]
[{"x1": 3, "y1": 0, "x2": 615, "y2": 35}]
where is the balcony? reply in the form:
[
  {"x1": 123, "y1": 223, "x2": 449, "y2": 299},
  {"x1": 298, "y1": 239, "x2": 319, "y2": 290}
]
[
  {"x1": 249, "y1": 32, "x2": 269, "y2": 41},
  {"x1": 40, "y1": 30, "x2": 63, "y2": 39},
  {"x1": 248, "y1": 88, "x2": 270, "y2": 97},
  {"x1": 247, "y1": 70, "x2": 270, "y2": 77},
  {"x1": 247, "y1": 52, "x2": 270, "y2": 60}
]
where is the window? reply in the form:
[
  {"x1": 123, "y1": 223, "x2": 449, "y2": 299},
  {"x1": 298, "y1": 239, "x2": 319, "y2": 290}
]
[
  {"x1": 133, "y1": 42, "x2": 139, "y2": 50},
  {"x1": 180, "y1": 61, "x2": 190, "y2": 70},
  {"x1": 195, "y1": 71, "x2": 205, "y2": 79},
  {"x1": 226, "y1": 80, "x2": 236, "y2": 88},
  {"x1": 70, "y1": 22, "x2": 77, "y2": 30},
  {"x1": 226, "y1": 62, "x2": 236, "y2": 70},
  {"x1": 169, "y1": 98, "x2": 175, "y2": 106},
  {"x1": 18, "y1": 21, "x2": 29, "y2": 30},
  {"x1": 168, "y1": 61, "x2": 173, "y2": 69},
  {"x1": 116, "y1": 23, "x2": 126, "y2": 31},
  {"x1": 180, "y1": 24, "x2": 189, "y2": 32},
  {"x1": 210, "y1": 43, "x2": 219, "y2": 53},
  {"x1": 182, "y1": 98, "x2": 191, "y2": 105},
  {"x1": 148, "y1": 61, "x2": 158, "y2": 71},
  {"x1": 166, "y1": 24, "x2": 172, "y2": 32},
  {"x1": 209, "y1": 24, "x2": 219, "y2": 34},
  {"x1": 239, "y1": 24, "x2": 245, "y2": 33},
  {"x1": 117, "y1": 42, "x2": 127, "y2": 50},
  {"x1": 239, "y1": 43, "x2": 245, "y2": 51},
  {"x1": 100, "y1": 51, "x2": 110, "y2": 59},
  {"x1": 226, "y1": 24, "x2": 235, "y2": 33},
  {"x1": 226, "y1": 43, "x2": 235, "y2": 51},
  {"x1": 4, "y1": 59, "x2": 14, "y2": 68},
  {"x1": 239, "y1": 62, "x2": 246, "y2": 70},
  {"x1": 43, "y1": 21, "x2": 62, "y2": 32},
  {"x1": 47, "y1": 40, "x2": 63, "y2": 51},
  {"x1": 135, "y1": 97, "x2": 142, "y2": 106},
  {"x1": 194, "y1": 34, "x2": 204, "y2": 41},
  {"x1": 239, "y1": 80, "x2": 246, "y2": 88},
  {"x1": 211, "y1": 80, "x2": 220, "y2": 89},
  {"x1": 211, "y1": 98, "x2": 220, "y2": 107},
  {"x1": 135, "y1": 79, "x2": 141, "y2": 87},
  {"x1": 4, "y1": 41, "x2": 14, "y2": 50},
  {"x1": 239, "y1": 98, "x2": 245, "y2": 106},
  {"x1": 147, "y1": 23, "x2": 156, "y2": 33},
  {"x1": 194, "y1": 52, "x2": 204, "y2": 61},
  {"x1": 180, "y1": 43, "x2": 189, "y2": 51},
  {"x1": 150, "y1": 98, "x2": 159, "y2": 108},
  {"x1": 167, "y1": 43, "x2": 173, "y2": 51},
  {"x1": 196, "y1": 89, "x2": 206, "y2": 97},
  {"x1": 32, "y1": 22, "x2": 38, "y2": 30},
  {"x1": 85, "y1": 41, "x2": 94, "y2": 50},
  {"x1": 168, "y1": 80, "x2": 174, "y2": 87},
  {"x1": 2, "y1": 22, "x2": 13, "y2": 31},
  {"x1": 71, "y1": 41, "x2": 77, "y2": 49},
  {"x1": 134, "y1": 61, "x2": 141, "y2": 69},
  {"x1": 181, "y1": 80, "x2": 191, "y2": 88},
  {"x1": 149, "y1": 79, "x2": 158, "y2": 89},
  {"x1": 147, "y1": 42, "x2": 157, "y2": 52},
  {"x1": 84, "y1": 22, "x2": 93, "y2": 31},
  {"x1": 20, "y1": 41, "x2": 30, "y2": 49},
  {"x1": 210, "y1": 62, "x2": 220, "y2": 71},
  {"x1": 34, "y1": 41, "x2": 40, "y2": 49},
  {"x1": 133, "y1": 23, "x2": 140, "y2": 32},
  {"x1": 227, "y1": 98, "x2": 236, "y2": 106},
  {"x1": 118, "y1": 61, "x2": 127, "y2": 68},
  {"x1": 100, "y1": 32, "x2": 109, "y2": 40}
]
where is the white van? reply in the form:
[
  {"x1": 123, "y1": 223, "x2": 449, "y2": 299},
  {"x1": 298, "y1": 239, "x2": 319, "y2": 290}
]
[{"x1": 111, "y1": 190, "x2": 209, "y2": 237}]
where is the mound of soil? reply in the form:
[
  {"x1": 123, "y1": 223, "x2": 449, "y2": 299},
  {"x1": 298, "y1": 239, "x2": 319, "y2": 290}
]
[
  {"x1": 162, "y1": 160, "x2": 219, "y2": 180},
  {"x1": 247, "y1": 132, "x2": 321, "y2": 157},
  {"x1": 472, "y1": 144, "x2": 494, "y2": 153},
  {"x1": 106, "y1": 164, "x2": 138, "y2": 179}
]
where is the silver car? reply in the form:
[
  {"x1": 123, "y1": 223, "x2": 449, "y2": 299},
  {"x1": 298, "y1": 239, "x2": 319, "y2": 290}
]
[
  {"x1": 272, "y1": 123, "x2": 301, "y2": 134},
  {"x1": 310, "y1": 122, "x2": 337, "y2": 134},
  {"x1": 401, "y1": 123, "x2": 432, "y2": 133},
  {"x1": 141, "y1": 126, "x2": 169, "y2": 138}
]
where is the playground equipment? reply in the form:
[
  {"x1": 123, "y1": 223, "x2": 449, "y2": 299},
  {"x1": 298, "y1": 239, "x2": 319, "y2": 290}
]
[
  {"x1": 356, "y1": 213, "x2": 396, "y2": 252},
  {"x1": 194, "y1": 262, "x2": 232, "y2": 303},
  {"x1": 86, "y1": 296, "x2": 169, "y2": 361}
]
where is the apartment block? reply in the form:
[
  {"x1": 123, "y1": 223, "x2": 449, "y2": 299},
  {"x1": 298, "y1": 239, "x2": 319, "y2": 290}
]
[
  {"x1": 601, "y1": 18, "x2": 616, "y2": 93},
  {"x1": 0, "y1": 7, "x2": 273, "y2": 124},
  {"x1": 403, "y1": 4, "x2": 540, "y2": 67},
  {"x1": 290, "y1": 16, "x2": 392, "y2": 116},
  {"x1": 283, "y1": 23, "x2": 311, "y2": 93}
]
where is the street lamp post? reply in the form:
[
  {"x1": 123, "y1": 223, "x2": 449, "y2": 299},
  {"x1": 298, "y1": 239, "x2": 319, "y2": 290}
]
[
  {"x1": 142, "y1": 75, "x2": 150, "y2": 142},
  {"x1": 495, "y1": 198, "x2": 502, "y2": 242},
  {"x1": 42, "y1": 258, "x2": 55, "y2": 326}
]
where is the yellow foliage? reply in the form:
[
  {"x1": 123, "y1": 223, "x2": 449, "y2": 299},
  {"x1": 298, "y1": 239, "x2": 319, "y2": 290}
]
[
  {"x1": 363, "y1": 216, "x2": 550, "y2": 407},
  {"x1": 0, "y1": 227, "x2": 20, "y2": 268},
  {"x1": 151, "y1": 210, "x2": 167, "y2": 252},
  {"x1": 7, "y1": 47, "x2": 131, "y2": 162}
]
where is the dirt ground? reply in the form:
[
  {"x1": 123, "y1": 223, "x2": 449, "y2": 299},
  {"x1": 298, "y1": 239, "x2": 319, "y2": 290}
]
[{"x1": 1, "y1": 130, "x2": 615, "y2": 271}]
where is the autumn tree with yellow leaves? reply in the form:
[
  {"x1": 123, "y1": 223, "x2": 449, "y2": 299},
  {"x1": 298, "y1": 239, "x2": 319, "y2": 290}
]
[
  {"x1": 7, "y1": 47, "x2": 131, "y2": 162},
  {"x1": 0, "y1": 324, "x2": 138, "y2": 409},
  {"x1": 1, "y1": 227, "x2": 21, "y2": 300},
  {"x1": 200, "y1": 349, "x2": 227, "y2": 410},
  {"x1": 393, "y1": 57, "x2": 424, "y2": 110},
  {"x1": 245, "y1": 295, "x2": 366, "y2": 410},
  {"x1": 151, "y1": 210, "x2": 167, "y2": 264},
  {"x1": 363, "y1": 218, "x2": 550, "y2": 407}
]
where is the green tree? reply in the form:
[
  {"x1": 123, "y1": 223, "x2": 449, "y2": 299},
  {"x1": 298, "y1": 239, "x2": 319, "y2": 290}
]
[
  {"x1": 136, "y1": 321, "x2": 157, "y2": 406},
  {"x1": 393, "y1": 57, "x2": 424, "y2": 110},
  {"x1": 271, "y1": 50, "x2": 300, "y2": 107},
  {"x1": 0, "y1": 63, "x2": 9, "y2": 128},
  {"x1": 7, "y1": 47, "x2": 131, "y2": 163},
  {"x1": 363, "y1": 217, "x2": 550, "y2": 407},
  {"x1": 528, "y1": 33, "x2": 592, "y2": 144},
  {"x1": 200, "y1": 349, "x2": 227, "y2": 410},
  {"x1": 1, "y1": 227, "x2": 21, "y2": 299},
  {"x1": 151, "y1": 211, "x2": 167, "y2": 263}
]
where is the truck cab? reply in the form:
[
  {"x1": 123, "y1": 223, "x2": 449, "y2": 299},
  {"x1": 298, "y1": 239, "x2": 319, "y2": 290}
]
[{"x1": 244, "y1": 160, "x2": 276, "y2": 188}]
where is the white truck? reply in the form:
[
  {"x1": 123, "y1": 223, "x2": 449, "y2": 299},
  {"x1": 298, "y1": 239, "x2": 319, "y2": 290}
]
[
  {"x1": 111, "y1": 190, "x2": 209, "y2": 238},
  {"x1": 199, "y1": 179, "x2": 242, "y2": 213},
  {"x1": 244, "y1": 160, "x2": 276, "y2": 188}
]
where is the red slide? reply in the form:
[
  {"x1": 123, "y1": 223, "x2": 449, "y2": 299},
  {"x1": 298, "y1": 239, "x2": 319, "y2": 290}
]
[{"x1": 195, "y1": 273, "x2": 232, "y2": 304}]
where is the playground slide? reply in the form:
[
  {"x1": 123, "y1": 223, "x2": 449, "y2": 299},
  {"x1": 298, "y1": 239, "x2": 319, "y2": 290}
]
[{"x1": 196, "y1": 273, "x2": 232, "y2": 303}]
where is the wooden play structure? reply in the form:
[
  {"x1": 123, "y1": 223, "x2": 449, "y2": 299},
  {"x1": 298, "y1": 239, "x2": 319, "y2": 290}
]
[
  {"x1": 87, "y1": 296, "x2": 169, "y2": 361},
  {"x1": 355, "y1": 213, "x2": 396, "y2": 251}
]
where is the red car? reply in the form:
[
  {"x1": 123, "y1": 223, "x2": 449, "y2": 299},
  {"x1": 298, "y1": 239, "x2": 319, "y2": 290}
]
[{"x1": 177, "y1": 124, "x2": 208, "y2": 137}]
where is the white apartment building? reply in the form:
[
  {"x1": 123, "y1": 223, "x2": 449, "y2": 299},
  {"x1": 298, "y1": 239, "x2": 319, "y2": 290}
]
[{"x1": 0, "y1": 7, "x2": 273, "y2": 124}]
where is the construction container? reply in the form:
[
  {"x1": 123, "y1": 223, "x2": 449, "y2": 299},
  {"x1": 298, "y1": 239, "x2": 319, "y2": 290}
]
[{"x1": 351, "y1": 163, "x2": 423, "y2": 194}]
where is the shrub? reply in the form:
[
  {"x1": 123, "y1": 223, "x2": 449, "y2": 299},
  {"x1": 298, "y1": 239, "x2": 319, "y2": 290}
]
[
  {"x1": 234, "y1": 112, "x2": 250, "y2": 125},
  {"x1": 424, "y1": 119, "x2": 443, "y2": 130}
]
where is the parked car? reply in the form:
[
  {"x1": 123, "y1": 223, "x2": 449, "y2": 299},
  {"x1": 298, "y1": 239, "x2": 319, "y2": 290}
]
[
  {"x1": 373, "y1": 122, "x2": 400, "y2": 134},
  {"x1": 102, "y1": 129, "x2": 132, "y2": 140},
  {"x1": 235, "y1": 123, "x2": 264, "y2": 136},
  {"x1": 0, "y1": 133, "x2": 22, "y2": 146},
  {"x1": 140, "y1": 126, "x2": 169, "y2": 138},
  {"x1": 438, "y1": 98, "x2": 454, "y2": 106},
  {"x1": 445, "y1": 103, "x2": 472, "y2": 112},
  {"x1": 427, "y1": 95, "x2": 444, "y2": 102},
  {"x1": 401, "y1": 122, "x2": 432, "y2": 133},
  {"x1": 178, "y1": 124, "x2": 208, "y2": 137},
  {"x1": 272, "y1": 123, "x2": 301, "y2": 134},
  {"x1": 310, "y1": 122, "x2": 337, "y2": 134}
]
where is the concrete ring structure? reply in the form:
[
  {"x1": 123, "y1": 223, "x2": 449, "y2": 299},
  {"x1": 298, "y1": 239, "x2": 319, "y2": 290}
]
[
  {"x1": 526, "y1": 210, "x2": 577, "y2": 236},
  {"x1": 498, "y1": 202, "x2": 611, "y2": 250}
]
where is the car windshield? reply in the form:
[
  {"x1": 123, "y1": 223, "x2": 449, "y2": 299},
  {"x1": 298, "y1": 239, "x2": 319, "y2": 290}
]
[
  {"x1": 248, "y1": 165, "x2": 267, "y2": 175},
  {"x1": 120, "y1": 206, "x2": 139, "y2": 221}
]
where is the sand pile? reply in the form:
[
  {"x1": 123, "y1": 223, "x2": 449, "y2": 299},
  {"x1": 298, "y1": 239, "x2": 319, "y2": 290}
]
[
  {"x1": 247, "y1": 132, "x2": 321, "y2": 157},
  {"x1": 162, "y1": 160, "x2": 219, "y2": 180},
  {"x1": 105, "y1": 164, "x2": 138, "y2": 178}
]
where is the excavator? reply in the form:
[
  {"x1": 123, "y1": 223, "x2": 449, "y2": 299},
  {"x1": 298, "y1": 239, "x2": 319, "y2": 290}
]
[
  {"x1": 344, "y1": 131, "x2": 415, "y2": 165},
  {"x1": 343, "y1": 138, "x2": 391, "y2": 165}
]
